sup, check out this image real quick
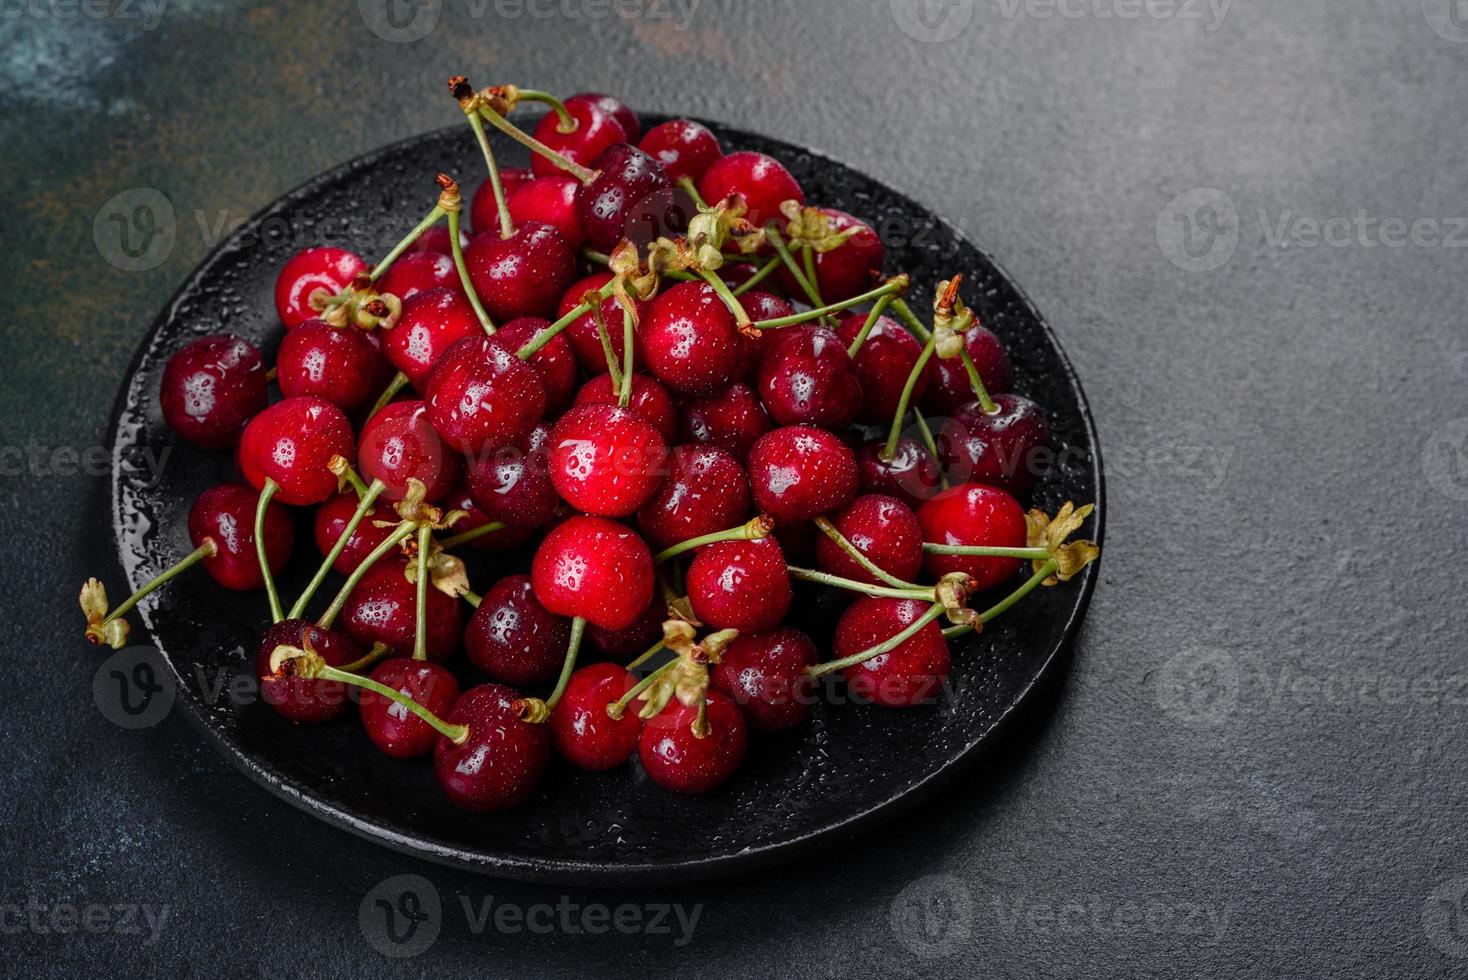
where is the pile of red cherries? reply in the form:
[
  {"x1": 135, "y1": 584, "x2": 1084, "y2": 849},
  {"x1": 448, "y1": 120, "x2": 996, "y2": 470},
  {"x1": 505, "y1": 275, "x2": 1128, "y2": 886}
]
[{"x1": 82, "y1": 80, "x2": 1097, "y2": 812}]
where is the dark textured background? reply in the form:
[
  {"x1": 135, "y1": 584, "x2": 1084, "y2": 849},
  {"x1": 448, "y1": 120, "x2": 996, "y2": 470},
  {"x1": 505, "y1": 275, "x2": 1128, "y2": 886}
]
[{"x1": 2, "y1": 0, "x2": 1466, "y2": 975}]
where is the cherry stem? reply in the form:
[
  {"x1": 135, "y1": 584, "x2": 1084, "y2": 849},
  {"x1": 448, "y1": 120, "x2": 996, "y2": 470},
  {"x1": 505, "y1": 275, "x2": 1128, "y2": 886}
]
[
  {"x1": 676, "y1": 176, "x2": 706, "y2": 209},
  {"x1": 256, "y1": 480, "x2": 284, "y2": 623},
  {"x1": 318, "y1": 664, "x2": 469, "y2": 743},
  {"x1": 582, "y1": 248, "x2": 696, "y2": 282},
  {"x1": 544, "y1": 617, "x2": 585, "y2": 713},
  {"x1": 464, "y1": 109, "x2": 515, "y2": 239},
  {"x1": 890, "y1": 297, "x2": 932, "y2": 341},
  {"x1": 766, "y1": 226, "x2": 824, "y2": 309},
  {"x1": 371, "y1": 205, "x2": 445, "y2": 281},
  {"x1": 943, "y1": 559, "x2": 1059, "y2": 640},
  {"x1": 594, "y1": 301, "x2": 624, "y2": 392},
  {"x1": 625, "y1": 640, "x2": 665, "y2": 672},
  {"x1": 801, "y1": 244, "x2": 824, "y2": 309},
  {"x1": 814, "y1": 516, "x2": 919, "y2": 590},
  {"x1": 338, "y1": 641, "x2": 392, "y2": 675},
  {"x1": 653, "y1": 518, "x2": 771, "y2": 564},
  {"x1": 412, "y1": 525, "x2": 432, "y2": 662},
  {"x1": 513, "y1": 89, "x2": 577, "y2": 132},
  {"x1": 844, "y1": 294, "x2": 895, "y2": 358},
  {"x1": 911, "y1": 407, "x2": 949, "y2": 491},
  {"x1": 336, "y1": 460, "x2": 371, "y2": 498},
  {"x1": 619, "y1": 303, "x2": 635, "y2": 408},
  {"x1": 922, "y1": 543, "x2": 1051, "y2": 559},
  {"x1": 881, "y1": 336, "x2": 938, "y2": 461},
  {"x1": 287, "y1": 479, "x2": 387, "y2": 620},
  {"x1": 448, "y1": 207, "x2": 496, "y2": 333},
  {"x1": 750, "y1": 279, "x2": 906, "y2": 331},
  {"x1": 808, "y1": 602, "x2": 945, "y2": 678},
  {"x1": 786, "y1": 565, "x2": 933, "y2": 601},
  {"x1": 730, "y1": 255, "x2": 782, "y2": 297},
  {"x1": 461, "y1": 589, "x2": 482, "y2": 608},
  {"x1": 959, "y1": 347, "x2": 998, "y2": 414},
  {"x1": 317, "y1": 522, "x2": 415, "y2": 630},
  {"x1": 439, "y1": 520, "x2": 508, "y2": 550},
  {"x1": 515, "y1": 280, "x2": 617, "y2": 359},
  {"x1": 476, "y1": 104, "x2": 597, "y2": 184},
  {"x1": 99, "y1": 539, "x2": 217, "y2": 628},
  {"x1": 698, "y1": 269, "x2": 751, "y2": 327},
  {"x1": 608, "y1": 656, "x2": 677, "y2": 719},
  {"x1": 368, "y1": 371, "x2": 410, "y2": 419}
]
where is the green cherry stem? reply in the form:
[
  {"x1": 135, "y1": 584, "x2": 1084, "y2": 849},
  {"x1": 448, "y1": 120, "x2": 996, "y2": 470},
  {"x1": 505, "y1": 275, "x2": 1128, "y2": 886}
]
[
  {"x1": 922, "y1": 543, "x2": 1051, "y2": 559},
  {"x1": 911, "y1": 407, "x2": 949, "y2": 491},
  {"x1": 516, "y1": 616, "x2": 586, "y2": 723},
  {"x1": 801, "y1": 244, "x2": 824, "y2": 307},
  {"x1": 464, "y1": 109, "x2": 515, "y2": 239},
  {"x1": 256, "y1": 480, "x2": 284, "y2": 623},
  {"x1": 318, "y1": 663, "x2": 469, "y2": 742},
  {"x1": 608, "y1": 655, "x2": 678, "y2": 720},
  {"x1": 890, "y1": 297, "x2": 932, "y2": 341},
  {"x1": 287, "y1": 478, "x2": 388, "y2": 620},
  {"x1": 512, "y1": 89, "x2": 577, "y2": 132},
  {"x1": 731, "y1": 255, "x2": 782, "y2": 296},
  {"x1": 844, "y1": 294, "x2": 895, "y2": 358},
  {"x1": 766, "y1": 226, "x2": 824, "y2": 309},
  {"x1": 582, "y1": 248, "x2": 696, "y2": 282},
  {"x1": 461, "y1": 589, "x2": 482, "y2": 609},
  {"x1": 959, "y1": 347, "x2": 998, "y2": 414},
  {"x1": 368, "y1": 371, "x2": 411, "y2": 420},
  {"x1": 786, "y1": 565, "x2": 933, "y2": 601},
  {"x1": 625, "y1": 640, "x2": 665, "y2": 672},
  {"x1": 943, "y1": 559, "x2": 1059, "y2": 640},
  {"x1": 448, "y1": 207, "x2": 495, "y2": 333},
  {"x1": 619, "y1": 303, "x2": 635, "y2": 408},
  {"x1": 653, "y1": 517, "x2": 772, "y2": 564},
  {"x1": 411, "y1": 525, "x2": 432, "y2": 662},
  {"x1": 439, "y1": 520, "x2": 508, "y2": 551},
  {"x1": 813, "y1": 516, "x2": 919, "y2": 590},
  {"x1": 698, "y1": 268, "x2": 752, "y2": 327},
  {"x1": 594, "y1": 302, "x2": 625, "y2": 392},
  {"x1": 338, "y1": 641, "x2": 392, "y2": 675},
  {"x1": 750, "y1": 278, "x2": 908, "y2": 331},
  {"x1": 317, "y1": 522, "x2": 415, "y2": 630},
  {"x1": 676, "y1": 176, "x2": 707, "y2": 209},
  {"x1": 334, "y1": 460, "x2": 371, "y2": 498},
  {"x1": 371, "y1": 205, "x2": 445, "y2": 281},
  {"x1": 809, "y1": 602, "x2": 946, "y2": 678},
  {"x1": 93, "y1": 539, "x2": 217, "y2": 634},
  {"x1": 881, "y1": 336, "x2": 938, "y2": 460},
  {"x1": 516, "y1": 280, "x2": 617, "y2": 359},
  {"x1": 476, "y1": 104, "x2": 597, "y2": 183}
]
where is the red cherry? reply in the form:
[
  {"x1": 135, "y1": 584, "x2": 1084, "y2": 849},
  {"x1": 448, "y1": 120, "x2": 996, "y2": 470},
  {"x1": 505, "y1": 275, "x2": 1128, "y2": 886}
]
[
  {"x1": 359, "y1": 659, "x2": 462, "y2": 759},
  {"x1": 835, "y1": 312, "x2": 929, "y2": 424},
  {"x1": 924, "y1": 324, "x2": 1014, "y2": 416},
  {"x1": 557, "y1": 272, "x2": 648, "y2": 375},
  {"x1": 494, "y1": 317, "x2": 577, "y2": 414},
  {"x1": 188, "y1": 483, "x2": 293, "y2": 590},
  {"x1": 732, "y1": 291, "x2": 795, "y2": 381},
  {"x1": 638, "y1": 118, "x2": 723, "y2": 182},
  {"x1": 442, "y1": 481, "x2": 540, "y2": 552},
  {"x1": 709, "y1": 627, "x2": 818, "y2": 732},
  {"x1": 469, "y1": 168, "x2": 532, "y2": 234},
  {"x1": 697, "y1": 151, "x2": 804, "y2": 228},
  {"x1": 381, "y1": 287, "x2": 481, "y2": 391},
  {"x1": 566, "y1": 92, "x2": 641, "y2": 142},
  {"x1": 341, "y1": 559, "x2": 464, "y2": 661},
  {"x1": 530, "y1": 516, "x2": 654, "y2": 631},
  {"x1": 916, "y1": 483, "x2": 1028, "y2": 591},
  {"x1": 434, "y1": 684, "x2": 550, "y2": 812},
  {"x1": 773, "y1": 517, "x2": 818, "y2": 565},
  {"x1": 855, "y1": 437, "x2": 944, "y2": 510},
  {"x1": 637, "y1": 444, "x2": 750, "y2": 550},
  {"x1": 424, "y1": 334, "x2": 546, "y2": 454},
  {"x1": 405, "y1": 224, "x2": 466, "y2": 256},
  {"x1": 641, "y1": 281, "x2": 742, "y2": 395},
  {"x1": 776, "y1": 208, "x2": 883, "y2": 302},
  {"x1": 834, "y1": 597, "x2": 951, "y2": 708},
  {"x1": 238, "y1": 396, "x2": 355, "y2": 506},
  {"x1": 314, "y1": 491, "x2": 394, "y2": 573},
  {"x1": 549, "y1": 663, "x2": 645, "y2": 771},
  {"x1": 576, "y1": 143, "x2": 676, "y2": 251},
  {"x1": 464, "y1": 574, "x2": 572, "y2": 686},
  {"x1": 547, "y1": 403, "x2": 669, "y2": 518},
  {"x1": 747, "y1": 425, "x2": 859, "y2": 524},
  {"x1": 815, "y1": 494, "x2": 923, "y2": 586},
  {"x1": 256, "y1": 619, "x2": 360, "y2": 724},
  {"x1": 935, "y1": 395, "x2": 1052, "y2": 496},
  {"x1": 274, "y1": 247, "x2": 367, "y2": 329},
  {"x1": 686, "y1": 536, "x2": 791, "y2": 633},
  {"x1": 465, "y1": 423, "x2": 558, "y2": 529},
  {"x1": 377, "y1": 251, "x2": 458, "y2": 301},
  {"x1": 573, "y1": 372, "x2": 677, "y2": 443},
  {"x1": 463, "y1": 221, "x2": 576, "y2": 322},
  {"x1": 358, "y1": 399, "x2": 462, "y2": 502},
  {"x1": 160, "y1": 334, "x2": 267, "y2": 450},
  {"x1": 757, "y1": 325, "x2": 864, "y2": 428},
  {"x1": 678, "y1": 382, "x2": 773, "y2": 460},
  {"x1": 275, "y1": 320, "x2": 381, "y2": 412},
  {"x1": 530, "y1": 99, "x2": 627, "y2": 177},
  {"x1": 507, "y1": 176, "x2": 583, "y2": 250},
  {"x1": 585, "y1": 595, "x2": 665, "y2": 657},
  {"x1": 638, "y1": 689, "x2": 747, "y2": 794}
]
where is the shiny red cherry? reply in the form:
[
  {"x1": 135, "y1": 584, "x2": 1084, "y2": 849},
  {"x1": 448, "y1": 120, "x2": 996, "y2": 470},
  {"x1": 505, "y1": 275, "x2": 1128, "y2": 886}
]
[
  {"x1": 463, "y1": 221, "x2": 576, "y2": 322},
  {"x1": 358, "y1": 399, "x2": 462, "y2": 502},
  {"x1": 776, "y1": 208, "x2": 883, "y2": 302},
  {"x1": 855, "y1": 437, "x2": 944, "y2": 510},
  {"x1": 160, "y1": 334, "x2": 267, "y2": 450},
  {"x1": 710, "y1": 627, "x2": 818, "y2": 732},
  {"x1": 434, "y1": 684, "x2": 550, "y2": 811},
  {"x1": 256, "y1": 619, "x2": 360, "y2": 724},
  {"x1": 276, "y1": 320, "x2": 381, "y2": 412},
  {"x1": 641, "y1": 281, "x2": 742, "y2": 395},
  {"x1": 732, "y1": 291, "x2": 795, "y2": 381},
  {"x1": 508, "y1": 175, "x2": 583, "y2": 250},
  {"x1": 638, "y1": 118, "x2": 723, "y2": 182},
  {"x1": 464, "y1": 574, "x2": 572, "y2": 686},
  {"x1": 424, "y1": 334, "x2": 546, "y2": 454},
  {"x1": 549, "y1": 663, "x2": 645, "y2": 771},
  {"x1": 557, "y1": 272, "x2": 648, "y2": 375},
  {"x1": 274, "y1": 247, "x2": 367, "y2": 329},
  {"x1": 341, "y1": 559, "x2": 463, "y2": 661},
  {"x1": 834, "y1": 312, "x2": 928, "y2": 424},
  {"x1": 637, "y1": 444, "x2": 751, "y2": 550},
  {"x1": 573, "y1": 372, "x2": 677, "y2": 442},
  {"x1": 469, "y1": 167, "x2": 532, "y2": 234},
  {"x1": 638, "y1": 689, "x2": 747, "y2": 794},
  {"x1": 678, "y1": 382, "x2": 773, "y2": 460},
  {"x1": 530, "y1": 516, "x2": 654, "y2": 631},
  {"x1": 815, "y1": 494, "x2": 923, "y2": 586},
  {"x1": 566, "y1": 92, "x2": 640, "y2": 142},
  {"x1": 936, "y1": 394, "x2": 1051, "y2": 496},
  {"x1": 686, "y1": 536, "x2": 790, "y2": 633},
  {"x1": 443, "y1": 481, "x2": 540, "y2": 552},
  {"x1": 530, "y1": 99, "x2": 627, "y2": 177},
  {"x1": 465, "y1": 423, "x2": 558, "y2": 529},
  {"x1": 494, "y1": 316, "x2": 577, "y2": 414},
  {"x1": 924, "y1": 324, "x2": 1014, "y2": 416},
  {"x1": 916, "y1": 483, "x2": 1028, "y2": 591},
  {"x1": 576, "y1": 143, "x2": 676, "y2": 251},
  {"x1": 377, "y1": 251, "x2": 458, "y2": 301},
  {"x1": 359, "y1": 658, "x2": 462, "y2": 759},
  {"x1": 238, "y1": 396, "x2": 355, "y2": 506},
  {"x1": 381, "y1": 287, "x2": 481, "y2": 392},
  {"x1": 697, "y1": 151, "x2": 804, "y2": 228},
  {"x1": 188, "y1": 483, "x2": 293, "y2": 590},
  {"x1": 757, "y1": 325, "x2": 863, "y2": 428},
  {"x1": 547, "y1": 403, "x2": 669, "y2": 518},
  {"x1": 747, "y1": 425, "x2": 859, "y2": 524},
  {"x1": 314, "y1": 491, "x2": 394, "y2": 573},
  {"x1": 834, "y1": 597, "x2": 951, "y2": 708}
]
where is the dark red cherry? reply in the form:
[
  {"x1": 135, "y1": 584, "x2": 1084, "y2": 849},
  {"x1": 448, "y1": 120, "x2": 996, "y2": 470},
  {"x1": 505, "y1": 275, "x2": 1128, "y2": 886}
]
[
  {"x1": 160, "y1": 334, "x2": 267, "y2": 450},
  {"x1": 834, "y1": 597, "x2": 950, "y2": 708},
  {"x1": 508, "y1": 176, "x2": 583, "y2": 250},
  {"x1": 686, "y1": 536, "x2": 790, "y2": 633},
  {"x1": 834, "y1": 312, "x2": 929, "y2": 424},
  {"x1": 916, "y1": 483, "x2": 1028, "y2": 591},
  {"x1": 585, "y1": 595, "x2": 665, "y2": 657},
  {"x1": 406, "y1": 224, "x2": 466, "y2": 256},
  {"x1": 424, "y1": 334, "x2": 546, "y2": 454},
  {"x1": 641, "y1": 281, "x2": 742, "y2": 395},
  {"x1": 341, "y1": 559, "x2": 464, "y2": 661},
  {"x1": 274, "y1": 247, "x2": 367, "y2": 329},
  {"x1": 530, "y1": 516, "x2": 654, "y2": 631},
  {"x1": 434, "y1": 684, "x2": 550, "y2": 811},
  {"x1": 382, "y1": 287, "x2": 481, "y2": 391},
  {"x1": 463, "y1": 221, "x2": 576, "y2": 322},
  {"x1": 709, "y1": 627, "x2": 818, "y2": 732},
  {"x1": 747, "y1": 425, "x2": 859, "y2": 524},
  {"x1": 776, "y1": 208, "x2": 883, "y2": 303},
  {"x1": 935, "y1": 394, "x2": 1052, "y2": 495},
  {"x1": 638, "y1": 689, "x2": 747, "y2": 794},
  {"x1": 772, "y1": 518, "x2": 817, "y2": 565},
  {"x1": 638, "y1": 118, "x2": 723, "y2": 183},
  {"x1": 256, "y1": 619, "x2": 360, "y2": 724},
  {"x1": 637, "y1": 444, "x2": 750, "y2": 550},
  {"x1": 697, "y1": 151, "x2": 804, "y2": 228},
  {"x1": 359, "y1": 658, "x2": 462, "y2": 759},
  {"x1": 464, "y1": 574, "x2": 572, "y2": 686},
  {"x1": 188, "y1": 483, "x2": 293, "y2": 590},
  {"x1": 377, "y1": 250, "x2": 458, "y2": 301},
  {"x1": 856, "y1": 437, "x2": 944, "y2": 510},
  {"x1": 757, "y1": 326, "x2": 863, "y2": 428},
  {"x1": 314, "y1": 491, "x2": 393, "y2": 573},
  {"x1": 465, "y1": 423, "x2": 558, "y2": 529},
  {"x1": 679, "y1": 382, "x2": 773, "y2": 460},
  {"x1": 494, "y1": 317, "x2": 576, "y2": 414},
  {"x1": 359, "y1": 399, "x2": 462, "y2": 502},
  {"x1": 566, "y1": 92, "x2": 641, "y2": 142},
  {"x1": 924, "y1": 324, "x2": 1014, "y2": 416},
  {"x1": 469, "y1": 167, "x2": 532, "y2": 234},
  {"x1": 238, "y1": 396, "x2": 355, "y2": 506},
  {"x1": 549, "y1": 663, "x2": 644, "y2": 771},
  {"x1": 557, "y1": 272, "x2": 649, "y2": 375},
  {"x1": 443, "y1": 482, "x2": 540, "y2": 552},
  {"x1": 573, "y1": 372, "x2": 677, "y2": 442},
  {"x1": 276, "y1": 320, "x2": 381, "y2": 412},
  {"x1": 815, "y1": 494, "x2": 923, "y2": 586},
  {"x1": 530, "y1": 99, "x2": 627, "y2": 177},
  {"x1": 732, "y1": 291, "x2": 795, "y2": 381},
  {"x1": 576, "y1": 143, "x2": 676, "y2": 251},
  {"x1": 547, "y1": 403, "x2": 669, "y2": 518}
]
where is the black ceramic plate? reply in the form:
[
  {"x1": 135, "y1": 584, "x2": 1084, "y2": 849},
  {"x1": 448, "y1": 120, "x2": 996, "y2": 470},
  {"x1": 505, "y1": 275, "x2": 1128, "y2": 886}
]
[{"x1": 107, "y1": 117, "x2": 1103, "y2": 885}]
